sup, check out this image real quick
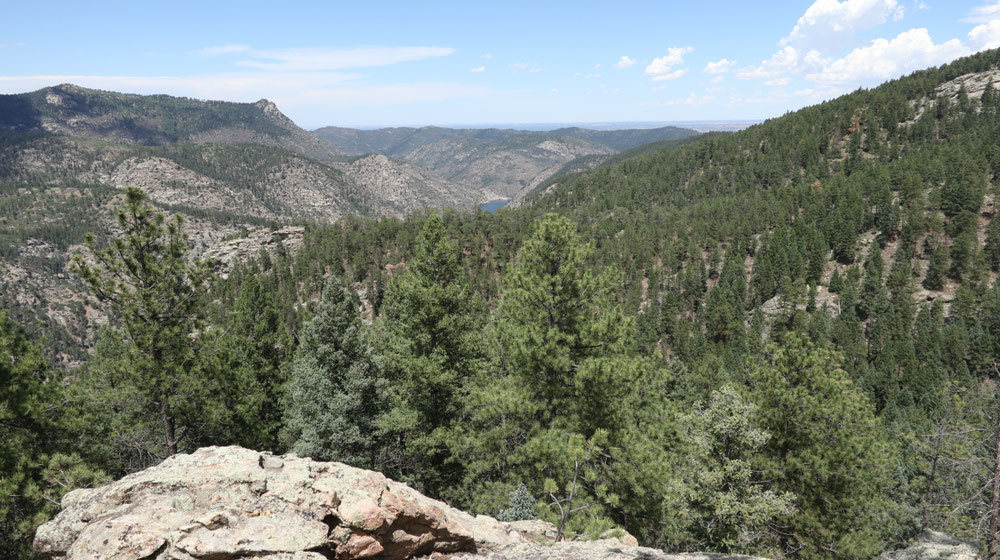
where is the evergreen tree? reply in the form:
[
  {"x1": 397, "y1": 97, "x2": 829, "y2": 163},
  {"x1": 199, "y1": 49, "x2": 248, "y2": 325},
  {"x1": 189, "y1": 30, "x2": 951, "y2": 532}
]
[
  {"x1": 750, "y1": 334, "x2": 897, "y2": 560},
  {"x1": 71, "y1": 187, "x2": 215, "y2": 458},
  {"x1": 923, "y1": 242, "x2": 949, "y2": 291},
  {"x1": 678, "y1": 385, "x2": 794, "y2": 554},
  {"x1": 282, "y1": 276, "x2": 385, "y2": 468},
  {"x1": 985, "y1": 216, "x2": 1000, "y2": 271},
  {"x1": 375, "y1": 213, "x2": 487, "y2": 494},
  {"x1": 212, "y1": 274, "x2": 292, "y2": 451},
  {"x1": 497, "y1": 213, "x2": 634, "y2": 432},
  {"x1": 460, "y1": 214, "x2": 671, "y2": 540},
  {"x1": 0, "y1": 312, "x2": 106, "y2": 558}
]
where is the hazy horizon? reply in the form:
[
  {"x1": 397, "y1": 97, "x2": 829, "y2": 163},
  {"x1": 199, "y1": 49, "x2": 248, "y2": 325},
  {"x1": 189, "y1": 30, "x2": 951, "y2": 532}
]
[
  {"x1": 323, "y1": 120, "x2": 760, "y2": 132},
  {"x1": 3, "y1": 1, "x2": 1000, "y2": 127}
]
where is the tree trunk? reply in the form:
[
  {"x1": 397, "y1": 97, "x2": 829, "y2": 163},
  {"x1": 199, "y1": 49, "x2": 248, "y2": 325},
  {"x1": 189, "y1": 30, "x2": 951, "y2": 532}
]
[{"x1": 162, "y1": 398, "x2": 177, "y2": 456}]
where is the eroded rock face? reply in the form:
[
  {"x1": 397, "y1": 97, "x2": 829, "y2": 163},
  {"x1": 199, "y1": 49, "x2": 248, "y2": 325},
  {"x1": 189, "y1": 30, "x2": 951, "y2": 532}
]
[{"x1": 34, "y1": 446, "x2": 520, "y2": 560}]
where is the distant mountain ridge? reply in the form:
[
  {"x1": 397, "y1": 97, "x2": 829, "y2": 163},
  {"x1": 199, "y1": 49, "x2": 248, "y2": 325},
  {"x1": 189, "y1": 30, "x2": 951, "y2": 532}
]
[
  {"x1": 0, "y1": 85, "x2": 491, "y2": 361},
  {"x1": 0, "y1": 84, "x2": 345, "y2": 163},
  {"x1": 312, "y1": 124, "x2": 698, "y2": 199}
]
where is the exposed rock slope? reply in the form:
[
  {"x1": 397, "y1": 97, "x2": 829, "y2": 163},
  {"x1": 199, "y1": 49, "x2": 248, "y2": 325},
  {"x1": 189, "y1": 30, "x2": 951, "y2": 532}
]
[
  {"x1": 0, "y1": 135, "x2": 483, "y2": 222},
  {"x1": 34, "y1": 446, "x2": 766, "y2": 560},
  {"x1": 312, "y1": 125, "x2": 697, "y2": 200}
]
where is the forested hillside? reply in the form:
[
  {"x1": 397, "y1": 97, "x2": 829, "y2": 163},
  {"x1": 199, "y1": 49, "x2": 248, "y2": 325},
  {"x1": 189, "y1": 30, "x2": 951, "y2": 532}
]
[
  {"x1": 0, "y1": 84, "x2": 344, "y2": 162},
  {"x1": 8, "y1": 48, "x2": 1000, "y2": 560}
]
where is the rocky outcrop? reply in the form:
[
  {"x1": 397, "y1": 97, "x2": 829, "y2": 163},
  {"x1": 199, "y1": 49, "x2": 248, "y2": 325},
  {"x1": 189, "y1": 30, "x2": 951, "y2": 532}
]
[
  {"x1": 34, "y1": 446, "x2": 521, "y2": 560},
  {"x1": 879, "y1": 530, "x2": 980, "y2": 560},
  {"x1": 202, "y1": 226, "x2": 305, "y2": 278},
  {"x1": 35, "y1": 446, "x2": 764, "y2": 560}
]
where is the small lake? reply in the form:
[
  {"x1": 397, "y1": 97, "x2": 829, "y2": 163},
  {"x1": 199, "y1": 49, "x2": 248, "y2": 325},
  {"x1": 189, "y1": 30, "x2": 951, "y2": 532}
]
[{"x1": 480, "y1": 199, "x2": 509, "y2": 213}]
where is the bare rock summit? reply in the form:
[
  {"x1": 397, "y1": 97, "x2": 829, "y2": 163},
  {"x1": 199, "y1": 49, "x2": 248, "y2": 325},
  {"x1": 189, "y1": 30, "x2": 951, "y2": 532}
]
[
  {"x1": 34, "y1": 446, "x2": 520, "y2": 560},
  {"x1": 33, "y1": 446, "x2": 767, "y2": 560}
]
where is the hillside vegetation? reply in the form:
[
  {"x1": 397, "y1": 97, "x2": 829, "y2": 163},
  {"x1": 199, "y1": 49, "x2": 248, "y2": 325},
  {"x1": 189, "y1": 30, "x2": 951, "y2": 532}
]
[
  {"x1": 0, "y1": 84, "x2": 343, "y2": 162},
  {"x1": 8, "y1": 49, "x2": 1000, "y2": 560}
]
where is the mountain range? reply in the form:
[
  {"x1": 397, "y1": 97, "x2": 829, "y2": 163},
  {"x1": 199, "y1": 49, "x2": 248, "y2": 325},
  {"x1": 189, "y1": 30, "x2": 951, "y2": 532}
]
[
  {"x1": 313, "y1": 124, "x2": 696, "y2": 200},
  {"x1": 0, "y1": 84, "x2": 698, "y2": 362}
]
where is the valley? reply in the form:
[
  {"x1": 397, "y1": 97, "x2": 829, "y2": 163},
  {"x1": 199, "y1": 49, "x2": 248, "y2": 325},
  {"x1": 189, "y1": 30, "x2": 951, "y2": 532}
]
[{"x1": 5, "y1": 10, "x2": 1000, "y2": 560}]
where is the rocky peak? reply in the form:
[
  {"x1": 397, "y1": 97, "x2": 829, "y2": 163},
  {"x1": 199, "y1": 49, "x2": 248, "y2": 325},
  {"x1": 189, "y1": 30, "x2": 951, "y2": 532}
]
[{"x1": 255, "y1": 98, "x2": 290, "y2": 122}]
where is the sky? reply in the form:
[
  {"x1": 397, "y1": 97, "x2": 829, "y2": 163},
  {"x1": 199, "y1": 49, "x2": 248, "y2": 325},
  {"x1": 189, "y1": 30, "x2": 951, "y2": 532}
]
[{"x1": 2, "y1": 0, "x2": 1000, "y2": 129}]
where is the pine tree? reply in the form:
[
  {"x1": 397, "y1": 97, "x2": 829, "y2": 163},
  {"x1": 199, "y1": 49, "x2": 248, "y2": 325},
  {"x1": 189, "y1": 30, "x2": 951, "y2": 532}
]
[
  {"x1": 459, "y1": 214, "x2": 670, "y2": 539},
  {"x1": 71, "y1": 187, "x2": 214, "y2": 458},
  {"x1": 750, "y1": 334, "x2": 896, "y2": 560},
  {"x1": 282, "y1": 275, "x2": 385, "y2": 468},
  {"x1": 0, "y1": 312, "x2": 106, "y2": 558},
  {"x1": 375, "y1": 213, "x2": 487, "y2": 494},
  {"x1": 923, "y1": 242, "x2": 949, "y2": 291},
  {"x1": 985, "y1": 217, "x2": 1000, "y2": 271},
  {"x1": 213, "y1": 274, "x2": 292, "y2": 451},
  {"x1": 497, "y1": 213, "x2": 634, "y2": 431}
]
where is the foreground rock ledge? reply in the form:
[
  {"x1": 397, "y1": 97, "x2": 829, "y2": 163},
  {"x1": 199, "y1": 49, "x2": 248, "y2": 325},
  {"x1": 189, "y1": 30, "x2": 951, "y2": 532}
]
[{"x1": 33, "y1": 446, "x2": 764, "y2": 560}]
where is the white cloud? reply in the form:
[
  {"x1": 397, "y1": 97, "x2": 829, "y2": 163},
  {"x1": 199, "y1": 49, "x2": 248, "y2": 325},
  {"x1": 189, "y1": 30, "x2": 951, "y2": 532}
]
[
  {"x1": 584, "y1": 73, "x2": 602, "y2": 79},
  {"x1": 703, "y1": 58, "x2": 737, "y2": 73},
  {"x1": 529, "y1": 68, "x2": 542, "y2": 73},
  {"x1": 189, "y1": 44, "x2": 251, "y2": 56},
  {"x1": 650, "y1": 68, "x2": 688, "y2": 82},
  {"x1": 470, "y1": 66, "x2": 486, "y2": 73},
  {"x1": 0, "y1": 42, "x2": 26, "y2": 48},
  {"x1": 711, "y1": 76, "x2": 725, "y2": 84},
  {"x1": 614, "y1": 55, "x2": 636, "y2": 69},
  {"x1": 807, "y1": 28, "x2": 969, "y2": 86},
  {"x1": 645, "y1": 46, "x2": 693, "y2": 81},
  {"x1": 765, "y1": 77, "x2": 792, "y2": 86},
  {"x1": 964, "y1": 1, "x2": 1000, "y2": 23},
  {"x1": 781, "y1": 0, "x2": 905, "y2": 50},
  {"x1": 482, "y1": 53, "x2": 493, "y2": 58},
  {"x1": 594, "y1": 64, "x2": 602, "y2": 70},
  {"x1": 234, "y1": 46, "x2": 455, "y2": 71},
  {"x1": 969, "y1": 19, "x2": 1000, "y2": 50},
  {"x1": 737, "y1": 46, "x2": 827, "y2": 79}
]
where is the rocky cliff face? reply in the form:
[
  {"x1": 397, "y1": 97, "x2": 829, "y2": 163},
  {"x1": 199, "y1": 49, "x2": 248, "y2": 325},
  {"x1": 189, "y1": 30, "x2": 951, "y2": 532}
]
[{"x1": 34, "y1": 447, "x2": 765, "y2": 560}]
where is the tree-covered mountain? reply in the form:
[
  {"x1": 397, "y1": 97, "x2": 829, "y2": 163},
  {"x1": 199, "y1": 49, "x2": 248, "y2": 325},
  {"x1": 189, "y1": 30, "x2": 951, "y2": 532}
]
[
  {"x1": 312, "y1": 124, "x2": 697, "y2": 199},
  {"x1": 0, "y1": 84, "x2": 344, "y2": 162},
  {"x1": 0, "y1": 88, "x2": 493, "y2": 363},
  {"x1": 10, "y1": 47, "x2": 1000, "y2": 560}
]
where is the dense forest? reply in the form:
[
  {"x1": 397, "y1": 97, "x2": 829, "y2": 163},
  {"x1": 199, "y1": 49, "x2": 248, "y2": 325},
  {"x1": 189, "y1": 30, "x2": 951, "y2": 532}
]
[{"x1": 7, "y1": 48, "x2": 1000, "y2": 560}]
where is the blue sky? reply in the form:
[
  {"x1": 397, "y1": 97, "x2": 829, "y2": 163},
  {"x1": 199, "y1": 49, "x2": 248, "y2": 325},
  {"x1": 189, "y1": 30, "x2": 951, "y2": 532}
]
[{"x1": 2, "y1": 1, "x2": 1000, "y2": 128}]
